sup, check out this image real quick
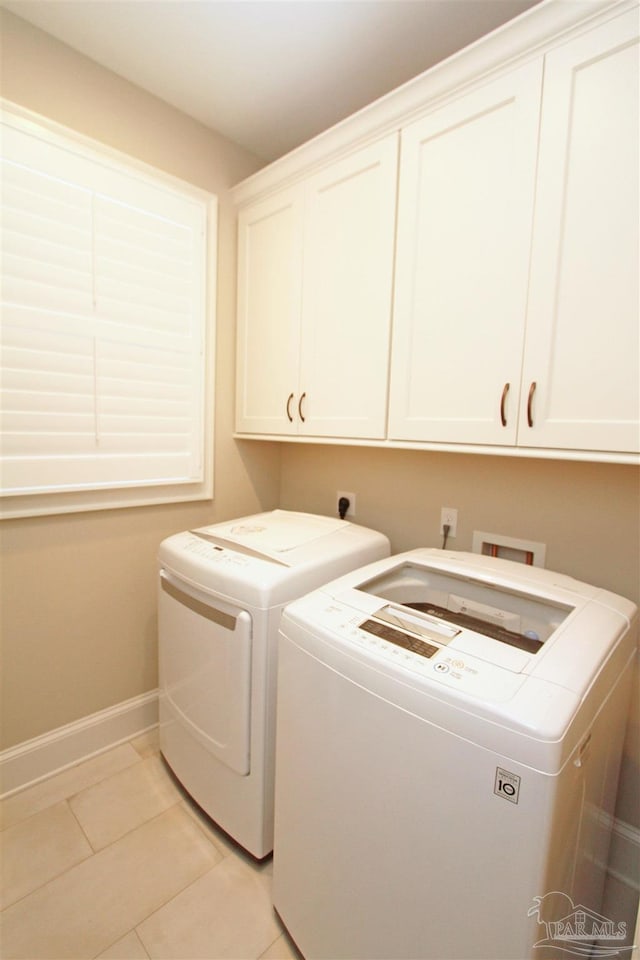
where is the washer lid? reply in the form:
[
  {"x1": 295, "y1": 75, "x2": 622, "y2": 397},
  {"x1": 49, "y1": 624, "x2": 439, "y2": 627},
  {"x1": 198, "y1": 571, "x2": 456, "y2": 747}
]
[
  {"x1": 351, "y1": 558, "x2": 575, "y2": 674},
  {"x1": 315, "y1": 549, "x2": 635, "y2": 704}
]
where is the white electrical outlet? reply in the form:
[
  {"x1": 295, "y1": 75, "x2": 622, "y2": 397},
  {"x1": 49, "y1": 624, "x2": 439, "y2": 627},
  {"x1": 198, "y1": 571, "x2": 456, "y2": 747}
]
[
  {"x1": 440, "y1": 506, "x2": 458, "y2": 538},
  {"x1": 337, "y1": 491, "x2": 356, "y2": 518}
]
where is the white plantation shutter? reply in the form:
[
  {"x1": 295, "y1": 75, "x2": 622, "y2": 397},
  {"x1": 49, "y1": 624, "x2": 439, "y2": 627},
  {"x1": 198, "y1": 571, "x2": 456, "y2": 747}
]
[{"x1": 1, "y1": 107, "x2": 214, "y2": 515}]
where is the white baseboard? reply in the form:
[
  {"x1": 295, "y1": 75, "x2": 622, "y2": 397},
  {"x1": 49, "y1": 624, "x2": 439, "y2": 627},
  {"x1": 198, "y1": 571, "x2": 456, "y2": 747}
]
[
  {"x1": 601, "y1": 818, "x2": 640, "y2": 952},
  {"x1": 608, "y1": 816, "x2": 640, "y2": 892},
  {"x1": 0, "y1": 690, "x2": 159, "y2": 799}
]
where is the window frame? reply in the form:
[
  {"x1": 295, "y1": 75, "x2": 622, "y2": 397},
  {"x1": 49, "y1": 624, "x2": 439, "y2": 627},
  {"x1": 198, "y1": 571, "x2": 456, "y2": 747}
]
[{"x1": 0, "y1": 100, "x2": 217, "y2": 519}]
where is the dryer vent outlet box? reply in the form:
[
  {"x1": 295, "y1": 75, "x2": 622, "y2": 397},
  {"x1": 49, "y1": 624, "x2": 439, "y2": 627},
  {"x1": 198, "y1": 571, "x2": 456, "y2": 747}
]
[{"x1": 472, "y1": 530, "x2": 546, "y2": 568}]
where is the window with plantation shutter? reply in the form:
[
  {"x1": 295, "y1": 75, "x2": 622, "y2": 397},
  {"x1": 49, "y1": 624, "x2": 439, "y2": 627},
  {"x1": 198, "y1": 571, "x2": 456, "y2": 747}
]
[{"x1": 0, "y1": 105, "x2": 215, "y2": 518}]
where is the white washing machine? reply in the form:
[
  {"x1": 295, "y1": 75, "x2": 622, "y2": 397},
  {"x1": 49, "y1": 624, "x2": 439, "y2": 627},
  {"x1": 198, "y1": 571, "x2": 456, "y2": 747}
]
[
  {"x1": 157, "y1": 509, "x2": 389, "y2": 859},
  {"x1": 273, "y1": 549, "x2": 637, "y2": 959}
]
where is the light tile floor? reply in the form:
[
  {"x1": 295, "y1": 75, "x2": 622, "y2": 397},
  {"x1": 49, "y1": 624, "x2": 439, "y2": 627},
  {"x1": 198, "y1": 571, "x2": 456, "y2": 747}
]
[{"x1": 0, "y1": 730, "x2": 302, "y2": 960}]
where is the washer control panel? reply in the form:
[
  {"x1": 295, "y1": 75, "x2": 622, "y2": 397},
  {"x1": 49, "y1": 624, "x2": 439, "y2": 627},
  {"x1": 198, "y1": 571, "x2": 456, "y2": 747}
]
[
  {"x1": 359, "y1": 618, "x2": 438, "y2": 659},
  {"x1": 312, "y1": 601, "x2": 526, "y2": 703}
]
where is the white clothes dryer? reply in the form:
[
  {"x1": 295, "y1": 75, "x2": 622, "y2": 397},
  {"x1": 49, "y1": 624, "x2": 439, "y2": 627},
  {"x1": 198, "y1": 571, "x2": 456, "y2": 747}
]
[
  {"x1": 158, "y1": 510, "x2": 389, "y2": 859},
  {"x1": 273, "y1": 549, "x2": 637, "y2": 958}
]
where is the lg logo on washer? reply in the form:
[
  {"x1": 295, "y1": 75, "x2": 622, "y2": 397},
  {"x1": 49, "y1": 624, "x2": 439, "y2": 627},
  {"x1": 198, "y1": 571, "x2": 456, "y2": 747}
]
[{"x1": 494, "y1": 767, "x2": 521, "y2": 804}]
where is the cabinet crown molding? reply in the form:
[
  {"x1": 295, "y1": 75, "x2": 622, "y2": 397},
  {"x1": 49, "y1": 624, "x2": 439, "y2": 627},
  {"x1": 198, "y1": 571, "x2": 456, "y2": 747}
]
[{"x1": 231, "y1": 0, "x2": 634, "y2": 207}]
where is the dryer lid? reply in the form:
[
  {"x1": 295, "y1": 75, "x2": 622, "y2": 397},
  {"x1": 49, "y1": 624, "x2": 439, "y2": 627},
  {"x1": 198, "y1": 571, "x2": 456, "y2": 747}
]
[
  {"x1": 194, "y1": 510, "x2": 346, "y2": 565},
  {"x1": 158, "y1": 511, "x2": 390, "y2": 608}
]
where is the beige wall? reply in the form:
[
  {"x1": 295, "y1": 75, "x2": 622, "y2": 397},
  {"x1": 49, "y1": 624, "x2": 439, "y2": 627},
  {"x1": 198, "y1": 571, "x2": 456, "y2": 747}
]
[
  {"x1": 0, "y1": 11, "x2": 281, "y2": 749},
  {"x1": 280, "y1": 445, "x2": 640, "y2": 604}
]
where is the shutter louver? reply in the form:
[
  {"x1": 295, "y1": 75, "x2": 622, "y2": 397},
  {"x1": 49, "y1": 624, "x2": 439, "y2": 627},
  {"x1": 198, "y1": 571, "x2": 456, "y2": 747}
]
[{"x1": 1, "y1": 112, "x2": 210, "y2": 504}]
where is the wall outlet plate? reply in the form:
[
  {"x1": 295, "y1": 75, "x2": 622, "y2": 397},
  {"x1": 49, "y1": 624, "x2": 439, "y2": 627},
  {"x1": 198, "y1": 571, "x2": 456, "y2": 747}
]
[
  {"x1": 337, "y1": 491, "x2": 356, "y2": 518},
  {"x1": 440, "y1": 506, "x2": 458, "y2": 537}
]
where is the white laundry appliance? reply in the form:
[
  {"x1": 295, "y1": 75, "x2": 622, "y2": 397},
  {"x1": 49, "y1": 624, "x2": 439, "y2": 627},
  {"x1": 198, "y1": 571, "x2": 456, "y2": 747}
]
[
  {"x1": 273, "y1": 549, "x2": 637, "y2": 959},
  {"x1": 157, "y1": 509, "x2": 389, "y2": 859}
]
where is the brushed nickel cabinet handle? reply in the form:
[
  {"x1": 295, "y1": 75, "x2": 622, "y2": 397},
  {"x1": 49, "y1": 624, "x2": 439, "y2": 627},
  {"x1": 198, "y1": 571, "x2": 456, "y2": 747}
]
[
  {"x1": 298, "y1": 392, "x2": 306, "y2": 422},
  {"x1": 500, "y1": 382, "x2": 510, "y2": 427},
  {"x1": 286, "y1": 392, "x2": 294, "y2": 422},
  {"x1": 527, "y1": 381, "x2": 537, "y2": 428}
]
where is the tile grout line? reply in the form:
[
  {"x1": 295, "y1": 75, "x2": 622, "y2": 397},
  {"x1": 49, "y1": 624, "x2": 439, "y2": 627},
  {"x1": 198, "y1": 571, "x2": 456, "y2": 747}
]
[
  {"x1": 91, "y1": 928, "x2": 151, "y2": 960},
  {"x1": 0, "y1": 742, "x2": 143, "y2": 833},
  {"x1": 1, "y1": 733, "x2": 151, "y2": 830},
  {"x1": 0, "y1": 800, "x2": 95, "y2": 914}
]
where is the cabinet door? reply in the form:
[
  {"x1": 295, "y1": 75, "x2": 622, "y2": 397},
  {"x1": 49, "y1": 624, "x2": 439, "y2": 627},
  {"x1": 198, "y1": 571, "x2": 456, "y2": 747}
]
[
  {"x1": 297, "y1": 137, "x2": 398, "y2": 439},
  {"x1": 235, "y1": 187, "x2": 303, "y2": 434},
  {"x1": 520, "y1": 10, "x2": 639, "y2": 454},
  {"x1": 388, "y1": 62, "x2": 542, "y2": 445}
]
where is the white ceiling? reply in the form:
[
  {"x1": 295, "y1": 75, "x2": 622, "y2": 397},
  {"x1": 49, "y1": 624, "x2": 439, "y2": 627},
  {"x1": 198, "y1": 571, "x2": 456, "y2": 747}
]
[{"x1": 3, "y1": 0, "x2": 541, "y2": 162}]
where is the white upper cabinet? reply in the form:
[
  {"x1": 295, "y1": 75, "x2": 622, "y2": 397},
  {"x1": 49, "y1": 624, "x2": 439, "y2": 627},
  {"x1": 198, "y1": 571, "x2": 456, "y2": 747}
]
[
  {"x1": 235, "y1": 136, "x2": 398, "y2": 439},
  {"x1": 234, "y1": 1, "x2": 639, "y2": 462},
  {"x1": 519, "y1": 8, "x2": 639, "y2": 454},
  {"x1": 388, "y1": 62, "x2": 543, "y2": 445},
  {"x1": 236, "y1": 187, "x2": 303, "y2": 435},
  {"x1": 297, "y1": 139, "x2": 398, "y2": 438}
]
